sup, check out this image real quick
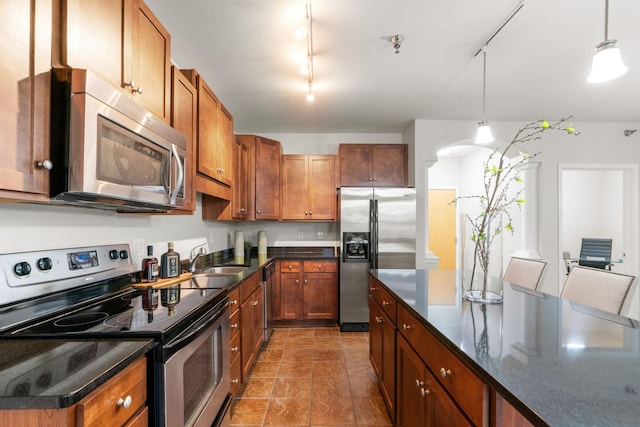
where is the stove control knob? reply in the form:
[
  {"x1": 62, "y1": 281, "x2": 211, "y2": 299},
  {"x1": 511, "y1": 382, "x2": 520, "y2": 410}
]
[
  {"x1": 109, "y1": 250, "x2": 119, "y2": 260},
  {"x1": 13, "y1": 262, "x2": 31, "y2": 277},
  {"x1": 119, "y1": 250, "x2": 129, "y2": 260},
  {"x1": 37, "y1": 257, "x2": 53, "y2": 271}
]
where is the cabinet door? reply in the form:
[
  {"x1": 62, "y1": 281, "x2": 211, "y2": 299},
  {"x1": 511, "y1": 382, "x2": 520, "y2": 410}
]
[
  {"x1": 255, "y1": 137, "x2": 282, "y2": 220},
  {"x1": 251, "y1": 284, "x2": 265, "y2": 356},
  {"x1": 339, "y1": 145, "x2": 373, "y2": 187},
  {"x1": 240, "y1": 296, "x2": 255, "y2": 377},
  {"x1": 0, "y1": 0, "x2": 51, "y2": 199},
  {"x1": 380, "y1": 308, "x2": 396, "y2": 421},
  {"x1": 124, "y1": 0, "x2": 171, "y2": 122},
  {"x1": 369, "y1": 296, "x2": 383, "y2": 378},
  {"x1": 282, "y1": 155, "x2": 308, "y2": 220},
  {"x1": 197, "y1": 78, "x2": 221, "y2": 181},
  {"x1": 61, "y1": 0, "x2": 124, "y2": 91},
  {"x1": 280, "y1": 273, "x2": 303, "y2": 320},
  {"x1": 372, "y1": 144, "x2": 407, "y2": 187},
  {"x1": 232, "y1": 137, "x2": 251, "y2": 219},
  {"x1": 218, "y1": 105, "x2": 234, "y2": 186},
  {"x1": 170, "y1": 67, "x2": 197, "y2": 213},
  {"x1": 303, "y1": 273, "x2": 337, "y2": 320},
  {"x1": 397, "y1": 335, "x2": 427, "y2": 427},
  {"x1": 308, "y1": 155, "x2": 337, "y2": 220},
  {"x1": 428, "y1": 369, "x2": 473, "y2": 427}
]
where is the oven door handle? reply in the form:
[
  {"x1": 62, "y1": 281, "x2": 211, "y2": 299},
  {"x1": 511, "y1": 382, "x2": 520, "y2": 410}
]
[{"x1": 165, "y1": 300, "x2": 228, "y2": 352}]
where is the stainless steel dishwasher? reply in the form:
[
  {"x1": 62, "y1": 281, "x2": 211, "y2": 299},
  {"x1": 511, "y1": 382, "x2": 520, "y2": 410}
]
[{"x1": 262, "y1": 261, "x2": 275, "y2": 342}]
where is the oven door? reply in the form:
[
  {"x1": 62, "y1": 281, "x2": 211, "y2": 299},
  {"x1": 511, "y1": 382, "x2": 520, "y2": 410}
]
[{"x1": 163, "y1": 299, "x2": 230, "y2": 427}]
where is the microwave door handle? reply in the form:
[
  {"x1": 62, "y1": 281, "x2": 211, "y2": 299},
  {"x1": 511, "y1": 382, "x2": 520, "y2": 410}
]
[{"x1": 169, "y1": 144, "x2": 184, "y2": 205}]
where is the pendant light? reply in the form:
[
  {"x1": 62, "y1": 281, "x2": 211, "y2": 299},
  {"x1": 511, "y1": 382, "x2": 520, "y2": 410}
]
[
  {"x1": 587, "y1": 0, "x2": 627, "y2": 83},
  {"x1": 475, "y1": 46, "x2": 494, "y2": 145}
]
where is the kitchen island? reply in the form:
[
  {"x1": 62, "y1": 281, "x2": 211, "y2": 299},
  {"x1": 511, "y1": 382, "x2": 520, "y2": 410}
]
[{"x1": 370, "y1": 269, "x2": 640, "y2": 427}]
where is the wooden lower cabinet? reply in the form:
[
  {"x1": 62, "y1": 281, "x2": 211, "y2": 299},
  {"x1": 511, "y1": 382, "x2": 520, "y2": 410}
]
[
  {"x1": 239, "y1": 274, "x2": 265, "y2": 379},
  {"x1": 397, "y1": 335, "x2": 472, "y2": 427},
  {"x1": 2, "y1": 356, "x2": 147, "y2": 426},
  {"x1": 368, "y1": 295, "x2": 396, "y2": 422},
  {"x1": 274, "y1": 260, "x2": 338, "y2": 324}
]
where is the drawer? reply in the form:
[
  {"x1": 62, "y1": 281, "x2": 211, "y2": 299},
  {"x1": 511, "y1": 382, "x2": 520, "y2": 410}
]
[
  {"x1": 239, "y1": 273, "x2": 261, "y2": 303},
  {"x1": 229, "y1": 308, "x2": 241, "y2": 339},
  {"x1": 369, "y1": 279, "x2": 396, "y2": 322},
  {"x1": 76, "y1": 356, "x2": 146, "y2": 427},
  {"x1": 124, "y1": 406, "x2": 148, "y2": 427},
  {"x1": 228, "y1": 287, "x2": 240, "y2": 314},
  {"x1": 230, "y1": 327, "x2": 241, "y2": 362},
  {"x1": 303, "y1": 259, "x2": 337, "y2": 273},
  {"x1": 280, "y1": 260, "x2": 301, "y2": 273},
  {"x1": 230, "y1": 353, "x2": 242, "y2": 397},
  {"x1": 397, "y1": 305, "x2": 486, "y2": 427}
]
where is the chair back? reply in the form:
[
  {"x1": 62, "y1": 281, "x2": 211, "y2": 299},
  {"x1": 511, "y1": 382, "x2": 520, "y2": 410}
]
[
  {"x1": 561, "y1": 266, "x2": 635, "y2": 315},
  {"x1": 578, "y1": 238, "x2": 612, "y2": 269},
  {"x1": 504, "y1": 257, "x2": 547, "y2": 293}
]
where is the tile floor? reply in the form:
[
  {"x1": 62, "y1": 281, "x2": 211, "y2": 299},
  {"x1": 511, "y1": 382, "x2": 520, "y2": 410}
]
[{"x1": 230, "y1": 326, "x2": 392, "y2": 426}]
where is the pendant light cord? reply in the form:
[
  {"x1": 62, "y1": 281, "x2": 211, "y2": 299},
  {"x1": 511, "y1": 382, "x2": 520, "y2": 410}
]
[
  {"x1": 604, "y1": 0, "x2": 609, "y2": 40},
  {"x1": 482, "y1": 46, "x2": 488, "y2": 120}
]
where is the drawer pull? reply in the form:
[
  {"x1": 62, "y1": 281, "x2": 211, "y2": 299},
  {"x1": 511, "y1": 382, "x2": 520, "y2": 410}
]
[
  {"x1": 230, "y1": 299, "x2": 238, "y2": 305},
  {"x1": 251, "y1": 300, "x2": 259, "y2": 306},
  {"x1": 117, "y1": 395, "x2": 132, "y2": 409},
  {"x1": 231, "y1": 379, "x2": 239, "y2": 384},
  {"x1": 415, "y1": 379, "x2": 425, "y2": 388},
  {"x1": 230, "y1": 323, "x2": 239, "y2": 329},
  {"x1": 304, "y1": 279, "x2": 308, "y2": 284},
  {"x1": 382, "y1": 300, "x2": 391, "y2": 306},
  {"x1": 420, "y1": 387, "x2": 430, "y2": 397},
  {"x1": 440, "y1": 367, "x2": 452, "y2": 378},
  {"x1": 295, "y1": 279, "x2": 299, "y2": 284},
  {"x1": 231, "y1": 347, "x2": 239, "y2": 352},
  {"x1": 402, "y1": 324, "x2": 412, "y2": 330},
  {"x1": 369, "y1": 286, "x2": 377, "y2": 292},
  {"x1": 375, "y1": 316, "x2": 383, "y2": 323},
  {"x1": 317, "y1": 264, "x2": 322, "y2": 269}
]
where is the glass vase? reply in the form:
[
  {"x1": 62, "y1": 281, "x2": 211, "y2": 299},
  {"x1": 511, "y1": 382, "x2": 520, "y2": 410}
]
[{"x1": 460, "y1": 215, "x2": 503, "y2": 304}]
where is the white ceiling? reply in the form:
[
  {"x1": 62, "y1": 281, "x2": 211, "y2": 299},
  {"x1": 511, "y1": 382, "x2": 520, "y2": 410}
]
[{"x1": 145, "y1": 0, "x2": 640, "y2": 134}]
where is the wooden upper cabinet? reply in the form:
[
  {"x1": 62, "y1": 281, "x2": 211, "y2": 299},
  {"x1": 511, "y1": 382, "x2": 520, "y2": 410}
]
[
  {"x1": 339, "y1": 144, "x2": 408, "y2": 187},
  {"x1": 194, "y1": 74, "x2": 234, "y2": 197},
  {"x1": 232, "y1": 136, "x2": 254, "y2": 219},
  {"x1": 169, "y1": 66, "x2": 197, "y2": 213},
  {"x1": 0, "y1": 0, "x2": 52, "y2": 200},
  {"x1": 254, "y1": 136, "x2": 282, "y2": 220},
  {"x1": 60, "y1": 0, "x2": 171, "y2": 122},
  {"x1": 282, "y1": 155, "x2": 336, "y2": 221}
]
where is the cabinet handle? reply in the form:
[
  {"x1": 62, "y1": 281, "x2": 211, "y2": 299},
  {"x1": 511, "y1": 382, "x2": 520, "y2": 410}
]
[
  {"x1": 375, "y1": 316, "x2": 382, "y2": 323},
  {"x1": 257, "y1": 209, "x2": 261, "y2": 214},
  {"x1": 440, "y1": 367, "x2": 452, "y2": 378},
  {"x1": 415, "y1": 379, "x2": 425, "y2": 388},
  {"x1": 402, "y1": 324, "x2": 411, "y2": 330},
  {"x1": 304, "y1": 279, "x2": 308, "y2": 284},
  {"x1": 230, "y1": 299, "x2": 238, "y2": 306},
  {"x1": 117, "y1": 395, "x2": 132, "y2": 409},
  {"x1": 317, "y1": 264, "x2": 322, "y2": 270},
  {"x1": 230, "y1": 323, "x2": 239, "y2": 329},
  {"x1": 240, "y1": 208, "x2": 246, "y2": 212},
  {"x1": 382, "y1": 300, "x2": 391, "y2": 306},
  {"x1": 231, "y1": 346, "x2": 239, "y2": 352},
  {"x1": 309, "y1": 211, "x2": 312, "y2": 215},
  {"x1": 420, "y1": 387, "x2": 429, "y2": 397},
  {"x1": 122, "y1": 81, "x2": 143, "y2": 94},
  {"x1": 295, "y1": 279, "x2": 299, "y2": 284},
  {"x1": 251, "y1": 300, "x2": 259, "y2": 306},
  {"x1": 231, "y1": 379, "x2": 239, "y2": 384},
  {"x1": 370, "y1": 286, "x2": 377, "y2": 292},
  {"x1": 36, "y1": 160, "x2": 53, "y2": 170}
]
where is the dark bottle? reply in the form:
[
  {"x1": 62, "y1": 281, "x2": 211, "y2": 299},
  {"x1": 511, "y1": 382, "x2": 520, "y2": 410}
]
[
  {"x1": 160, "y1": 242, "x2": 180, "y2": 279},
  {"x1": 141, "y1": 245, "x2": 159, "y2": 283},
  {"x1": 141, "y1": 288, "x2": 159, "y2": 323}
]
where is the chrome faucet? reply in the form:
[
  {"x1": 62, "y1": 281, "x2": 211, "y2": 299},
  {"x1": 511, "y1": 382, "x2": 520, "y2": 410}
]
[{"x1": 189, "y1": 244, "x2": 208, "y2": 273}]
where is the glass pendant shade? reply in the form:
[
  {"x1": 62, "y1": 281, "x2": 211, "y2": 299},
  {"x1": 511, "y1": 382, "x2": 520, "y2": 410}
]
[
  {"x1": 475, "y1": 121, "x2": 494, "y2": 144},
  {"x1": 587, "y1": 40, "x2": 628, "y2": 83}
]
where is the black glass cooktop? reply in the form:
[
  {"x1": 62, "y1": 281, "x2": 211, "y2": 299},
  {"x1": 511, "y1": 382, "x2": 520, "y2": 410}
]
[{"x1": 7, "y1": 284, "x2": 226, "y2": 340}]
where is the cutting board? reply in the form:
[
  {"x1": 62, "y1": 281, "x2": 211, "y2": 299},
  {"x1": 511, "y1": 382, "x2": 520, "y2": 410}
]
[{"x1": 133, "y1": 272, "x2": 191, "y2": 289}]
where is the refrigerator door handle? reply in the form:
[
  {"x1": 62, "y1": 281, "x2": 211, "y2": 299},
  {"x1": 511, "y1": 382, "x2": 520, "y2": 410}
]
[{"x1": 370, "y1": 198, "x2": 378, "y2": 269}]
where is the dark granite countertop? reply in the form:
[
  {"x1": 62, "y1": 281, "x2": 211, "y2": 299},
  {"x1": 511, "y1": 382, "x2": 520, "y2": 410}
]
[
  {"x1": 0, "y1": 338, "x2": 153, "y2": 409},
  {"x1": 370, "y1": 269, "x2": 640, "y2": 427}
]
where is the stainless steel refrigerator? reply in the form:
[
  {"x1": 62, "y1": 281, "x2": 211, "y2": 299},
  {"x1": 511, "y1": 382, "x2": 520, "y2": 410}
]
[{"x1": 339, "y1": 187, "x2": 416, "y2": 331}]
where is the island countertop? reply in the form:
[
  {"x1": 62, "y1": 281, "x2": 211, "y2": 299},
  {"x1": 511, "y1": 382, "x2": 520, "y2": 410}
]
[{"x1": 370, "y1": 269, "x2": 640, "y2": 427}]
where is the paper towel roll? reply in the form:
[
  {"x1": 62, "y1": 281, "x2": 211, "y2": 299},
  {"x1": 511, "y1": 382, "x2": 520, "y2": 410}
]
[{"x1": 258, "y1": 230, "x2": 267, "y2": 254}]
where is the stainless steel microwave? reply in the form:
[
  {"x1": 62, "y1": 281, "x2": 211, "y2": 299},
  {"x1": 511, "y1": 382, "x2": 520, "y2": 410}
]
[{"x1": 50, "y1": 68, "x2": 186, "y2": 212}]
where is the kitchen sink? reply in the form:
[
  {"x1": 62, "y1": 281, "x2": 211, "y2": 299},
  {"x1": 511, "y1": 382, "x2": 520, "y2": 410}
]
[{"x1": 197, "y1": 265, "x2": 248, "y2": 275}]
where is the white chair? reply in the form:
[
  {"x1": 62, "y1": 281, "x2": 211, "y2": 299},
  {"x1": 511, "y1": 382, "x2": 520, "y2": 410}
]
[
  {"x1": 504, "y1": 257, "x2": 547, "y2": 297},
  {"x1": 561, "y1": 266, "x2": 635, "y2": 316}
]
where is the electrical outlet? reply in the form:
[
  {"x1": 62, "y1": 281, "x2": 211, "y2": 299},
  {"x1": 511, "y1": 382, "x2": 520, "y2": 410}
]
[
  {"x1": 317, "y1": 231, "x2": 323, "y2": 240},
  {"x1": 298, "y1": 231, "x2": 304, "y2": 240},
  {"x1": 132, "y1": 239, "x2": 145, "y2": 257}
]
